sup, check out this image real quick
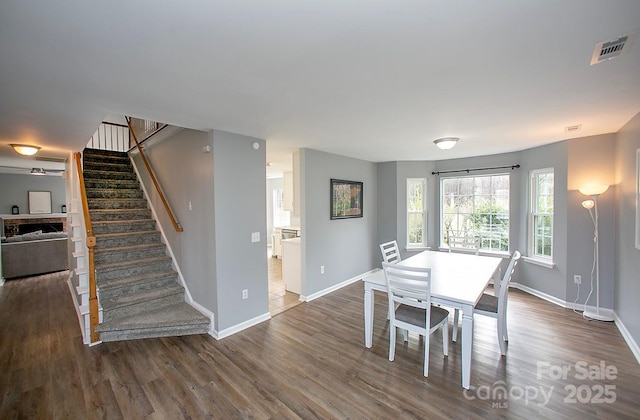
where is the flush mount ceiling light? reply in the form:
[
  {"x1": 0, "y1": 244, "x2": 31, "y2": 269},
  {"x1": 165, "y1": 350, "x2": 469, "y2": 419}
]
[
  {"x1": 434, "y1": 137, "x2": 459, "y2": 150},
  {"x1": 10, "y1": 144, "x2": 41, "y2": 156}
]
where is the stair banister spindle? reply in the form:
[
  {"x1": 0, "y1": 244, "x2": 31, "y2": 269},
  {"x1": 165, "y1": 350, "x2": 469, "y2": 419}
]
[
  {"x1": 126, "y1": 117, "x2": 184, "y2": 233},
  {"x1": 74, "y1": 152, "x2": 100, "y2": 344}
]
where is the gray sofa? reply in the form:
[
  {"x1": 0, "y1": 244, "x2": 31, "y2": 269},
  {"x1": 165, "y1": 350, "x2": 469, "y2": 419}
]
[{"x1": 1, "y1": 232, "x2": 69, "y2": 279}]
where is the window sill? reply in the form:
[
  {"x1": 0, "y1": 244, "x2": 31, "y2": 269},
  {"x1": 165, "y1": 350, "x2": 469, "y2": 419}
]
[
  {"x1": 406, "y1": 246, "x2": 430, "y2": 252},
  {"x1": 437, "y1": 247, "x2": 510, "y2": 259},
  {"x1": 523, "y1": 256, "x2": 555, "y2": 269}
]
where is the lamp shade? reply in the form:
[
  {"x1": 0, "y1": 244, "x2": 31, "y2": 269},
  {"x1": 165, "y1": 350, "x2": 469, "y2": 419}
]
[
  {"x1": 434, "y1": 137, "x2": 459, "y2": 150},
  {"x1": 10, "y1": 144, "x2": 41, "y2": 156},
  {"x1": 578, "y1": 185, "x2": 609, "y2": 196}
]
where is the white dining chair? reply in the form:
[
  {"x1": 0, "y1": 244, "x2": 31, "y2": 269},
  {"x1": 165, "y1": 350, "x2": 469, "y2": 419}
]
[
  {"x1": 379, "y1": 240, "x2": 401, "y2": 264},
  {"x1": 448, "y1": 235, "x2": 480, "y2": 255},
  {"x1": 452, "y1": 250, "x2": 521, "y2": 356},
  {"x1": 382, "y1": 262, "x2": 449, "y2": 377}
]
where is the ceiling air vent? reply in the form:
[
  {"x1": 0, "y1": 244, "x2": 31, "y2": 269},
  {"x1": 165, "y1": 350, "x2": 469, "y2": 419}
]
[{"x1": 590, "y1": 32, "x2": 637, "y2": 65}]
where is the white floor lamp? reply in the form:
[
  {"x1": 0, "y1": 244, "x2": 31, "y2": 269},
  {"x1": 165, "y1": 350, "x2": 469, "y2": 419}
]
[{"x1": 579, "y1": 185, "x2": 614, "y2": 321}]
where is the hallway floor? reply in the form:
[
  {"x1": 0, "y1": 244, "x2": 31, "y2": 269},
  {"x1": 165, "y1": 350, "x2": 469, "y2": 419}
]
[{"x1": 268, "y1": 252, "x2": 301, "y2": 316}]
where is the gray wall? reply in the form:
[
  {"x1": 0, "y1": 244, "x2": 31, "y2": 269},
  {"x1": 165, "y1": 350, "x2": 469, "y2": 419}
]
[
  {"x1": 615, "y1": 112, "x2": 640, "y2": 346},
  {"x1": 301, "y1": 148, "x2": 378, "y2": 296},
  {"x1": 134, "y1": 128, "x2": 217, "y2": 313},
  {"x1": 0, "y1": 174, "x2": 66, "y2": 215},
  {"x1": 376, "y1": 161, "x2": 398, "y2": 250},
  {"x1": 212, "y1": 130, "x2": 268, "y2": 330},
  {"x1": 135, "y1": 128, "x2": 269, "y2": 332}
]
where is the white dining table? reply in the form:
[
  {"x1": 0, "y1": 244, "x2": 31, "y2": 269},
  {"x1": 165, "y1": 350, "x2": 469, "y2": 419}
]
[{"x1": 362, "y1": 250, "x2": 502, "y2": 389}]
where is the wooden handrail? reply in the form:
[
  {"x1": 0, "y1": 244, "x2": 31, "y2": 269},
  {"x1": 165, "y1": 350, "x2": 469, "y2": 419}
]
[
  {"x1": 126, "y1": 117, "x2": 184, "y2": 232},
  {"x1": 74, "y1": 152, "x2": 100, "y2": 344}
]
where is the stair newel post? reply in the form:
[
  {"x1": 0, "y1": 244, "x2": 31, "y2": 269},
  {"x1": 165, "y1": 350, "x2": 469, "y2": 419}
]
[
  {"x1": 74, "y1": 152, "x2": 100, "y2": 344},
  {"x1": 125, "y1": 116, "x2": 184, "y2": 232}
]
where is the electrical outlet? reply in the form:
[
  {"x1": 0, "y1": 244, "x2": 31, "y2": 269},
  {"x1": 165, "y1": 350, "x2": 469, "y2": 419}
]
[
  {"x1": 574, "y1": 275, "x2": 581, "y2": 285},
  {"x1": 320, "y1": 265, "x2": 325, "y2": 274},
  {"x1": 242, "y1": 289, "x2": 248, "y2": 299}
]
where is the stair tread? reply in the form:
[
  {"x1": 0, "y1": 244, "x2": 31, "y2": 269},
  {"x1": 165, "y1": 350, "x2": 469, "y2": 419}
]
[
  {"x1": 97, "y1": 269, "x2": 177, "y2": 290},
  {"x1": 94, "y1": 230, "x2": 159, "y2": 239},
  {"x1": 95, "y1": 255, "x2": 171, "y2": 271},
  {"x1": 90, "y1": 209, "x2": 150, "y2": 214},
  {"x1": 96, "y1": 302, "x2": 209, "y2": 332},
  {"x1": 93, "y1": 219, "x2": 154, "y2": 225},
  {"x1": 101, "y1": 283, "x2": 184, "y2": 309},
  {"x1": 95, "y1": 242, "x2": 166, "y2": 255}
]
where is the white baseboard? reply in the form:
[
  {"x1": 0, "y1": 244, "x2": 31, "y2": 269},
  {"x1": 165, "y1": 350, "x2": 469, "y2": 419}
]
[
  {"x1": 188, "y1": 299, "x2": 216, "y2": 335},
  {"x1": 512, "y1": 282, "x2": 568, "y2": 308},
  {"x1": 614, "y1": 313, "x2": 640, "y2": 365},
  {"x1": 512, "y1": 282, "x2": 637, "y2": 365},
  {"x1": 211, "y1": 312, "x2": 271, "y2": 340},
  {"x1": 210, "y1": 269, "x2": 376, "y2": 340},
  {"x1": 302, "y1": 269, "x2": 377, "y2": 302}
]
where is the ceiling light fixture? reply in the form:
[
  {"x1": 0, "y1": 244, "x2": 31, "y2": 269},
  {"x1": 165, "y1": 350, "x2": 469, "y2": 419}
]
[
  {"x1": 434, "y1": 137, "x2": 459, "y2": 150},
  {"x1": 10, "y1": 144, "x2": 41, "y2": 156}
]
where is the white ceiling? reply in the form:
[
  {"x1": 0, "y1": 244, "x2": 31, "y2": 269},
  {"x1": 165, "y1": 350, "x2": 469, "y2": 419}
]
[{"x1": 1, "y1": 1, "x2": 639, "y2": 177}]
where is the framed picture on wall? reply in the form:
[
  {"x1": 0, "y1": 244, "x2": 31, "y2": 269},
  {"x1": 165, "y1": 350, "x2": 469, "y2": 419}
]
[
  {"x1": 28, "y1": 191, "x2": 52, "y2": 214},
  {"x1": 330, "y1": 179, "x2": 363, "y2": 220}
]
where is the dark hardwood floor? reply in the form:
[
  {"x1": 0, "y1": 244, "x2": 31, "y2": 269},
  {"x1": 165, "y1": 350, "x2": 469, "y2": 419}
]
[{"x1": 1, "y1": 271, "x2": 639, "y2": 419}]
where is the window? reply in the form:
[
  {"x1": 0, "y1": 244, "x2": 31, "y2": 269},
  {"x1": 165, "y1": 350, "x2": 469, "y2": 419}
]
[
  {"x1": 529, "y1": 168, "x2": 554, "y2": 260},
  {"x1": 407, "y1": 178, "x2": 427, "y2": 247},
  {"x1": 441, "y1": 174, "x2": 510, "y2": 252},
  {"x1": 273, "y1": 188, "x2": 290, "y2": 227}
]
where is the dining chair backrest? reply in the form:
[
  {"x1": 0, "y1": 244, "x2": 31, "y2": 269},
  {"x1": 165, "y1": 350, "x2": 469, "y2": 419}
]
[
  {"x1": 380, "y1": 240, "x2": 401, "y2": 264},
  {"x1": 448, "y1": 235, "x2": 480, "y2": 255},
  {"x1": 382, "y1": 262, "x2": 432, "y2": 312},
  {"x1": 496, "y1": 250, "x2": 521, "y2": 315}
]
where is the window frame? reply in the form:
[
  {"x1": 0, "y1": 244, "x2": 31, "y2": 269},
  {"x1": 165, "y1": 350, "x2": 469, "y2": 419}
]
[
  {"x1": 528, "y1": 168, "x2": 554, "y2": 265},
  {"x1": 439, "y1": 172, "x2": 511, "y2": 254},
  {"x1": 407, "y1": 178, "x2": 427, "y2": 249}
]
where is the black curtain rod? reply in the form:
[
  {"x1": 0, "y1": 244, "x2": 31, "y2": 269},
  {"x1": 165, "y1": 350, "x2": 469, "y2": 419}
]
[{"x1": 431, "y1": 164, "x2": 520, "y2": 176}]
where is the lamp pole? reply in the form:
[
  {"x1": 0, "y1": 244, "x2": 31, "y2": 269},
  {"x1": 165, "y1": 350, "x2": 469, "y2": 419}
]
[{"x1": 581, "y1": 195, "x2": 613, "y2": 321}]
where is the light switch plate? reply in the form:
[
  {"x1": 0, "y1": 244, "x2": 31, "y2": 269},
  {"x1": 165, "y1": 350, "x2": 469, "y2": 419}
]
[{"x1": 251, "y1": 232, "x2": 260, "y2": 243}]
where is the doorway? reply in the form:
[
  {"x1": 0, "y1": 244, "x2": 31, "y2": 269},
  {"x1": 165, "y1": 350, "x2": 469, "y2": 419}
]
[{"x1": 267, "y1": 180, "x2": 301, "y2": 315}]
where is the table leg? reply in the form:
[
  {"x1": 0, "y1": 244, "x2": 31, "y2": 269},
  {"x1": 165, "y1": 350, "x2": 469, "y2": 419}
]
[
  {"x1": 461, "y1": 303, "x2": 474, "y2": 389},
  {"x1": 364, "y1": 286, "x2": 374, "y2": 348}
]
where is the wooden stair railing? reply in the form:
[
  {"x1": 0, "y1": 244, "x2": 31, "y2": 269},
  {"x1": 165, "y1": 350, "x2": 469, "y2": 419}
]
[
  {"x1": 126, "y1": 116, "x2": 184, "y2": 232},
  {"x1": 74, "y1": 152, "x2": 100, "y2": 344}
]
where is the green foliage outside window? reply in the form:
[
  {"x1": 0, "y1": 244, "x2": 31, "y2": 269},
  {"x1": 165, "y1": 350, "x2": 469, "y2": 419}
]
[{"x1": 441, "y1": 174, "x2": 510, "y2": 252}]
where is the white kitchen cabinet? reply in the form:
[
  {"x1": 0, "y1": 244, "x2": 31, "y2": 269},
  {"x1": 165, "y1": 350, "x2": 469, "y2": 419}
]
[{"x1": 282, "y1": 237, "x2": 301, "y2": 294}]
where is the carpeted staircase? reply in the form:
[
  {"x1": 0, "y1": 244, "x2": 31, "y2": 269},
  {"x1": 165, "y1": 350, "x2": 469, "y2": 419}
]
[{"x1": 82, "y1": 148, "x2": 210, "y2": 342}]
